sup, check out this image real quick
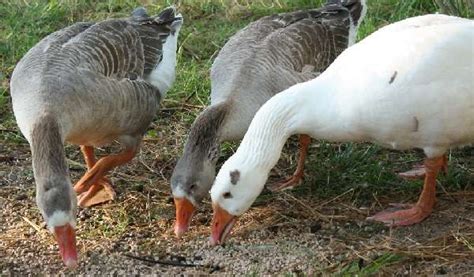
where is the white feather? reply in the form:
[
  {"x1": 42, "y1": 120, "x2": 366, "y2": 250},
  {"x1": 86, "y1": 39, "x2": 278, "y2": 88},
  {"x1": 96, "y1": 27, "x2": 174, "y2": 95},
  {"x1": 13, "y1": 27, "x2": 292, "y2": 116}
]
[
  {"x1": 211, "y1": 14, "x2": 474, "y2": 217},
  {"x1": 172, "y1": 184, "x2": 198, "y2": 206},
  {"x1": 46, "y1": 210, "x2": 76, "y2": 231},
  {"x1": 146, "y1": 17, "x2": 183, "y2": 97},
  {"x1": 348, "y1": 0, "x2": 367, "y2": 46}
]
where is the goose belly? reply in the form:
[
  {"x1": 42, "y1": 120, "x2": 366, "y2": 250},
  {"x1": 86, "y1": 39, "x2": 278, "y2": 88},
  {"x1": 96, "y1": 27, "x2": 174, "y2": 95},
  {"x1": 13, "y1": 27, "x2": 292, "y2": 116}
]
[
  {"x1": 12, "y1": 69, "x2": 161, "y2": 147},
  {"x1": 54, "y1": 71, "x2": 162, "y2": 146},
  {"x1": 13, "y1": 92, "x2": 158, "y2": 147},
  {"x1": 63, "y1": 98, "x2": 159, "y2": 147},
  {"x1": 327, "y1": 22, "x2": 474, "y2": 157},
  {"x1": 353, "y1": 83, "x2": 474, "y2": 156}
]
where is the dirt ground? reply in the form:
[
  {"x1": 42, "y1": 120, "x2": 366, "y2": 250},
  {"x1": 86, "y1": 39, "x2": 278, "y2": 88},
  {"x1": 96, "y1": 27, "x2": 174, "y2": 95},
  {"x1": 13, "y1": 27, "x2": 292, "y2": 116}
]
[
  {"x1": 1, "y1": 132, "x2": 473, "y2": 275},
  {"x1": 1, "y1": 0, "x2": 473, "y2": 275}
]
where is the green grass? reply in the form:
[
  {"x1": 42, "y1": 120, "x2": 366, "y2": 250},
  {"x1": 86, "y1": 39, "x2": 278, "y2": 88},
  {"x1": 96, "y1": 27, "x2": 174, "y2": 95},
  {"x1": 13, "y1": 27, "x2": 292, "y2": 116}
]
[
  {"x1": 0, "y1": 1, "x2": 473, "y2": 274},
  {"x1": 336, "y1": 253, "x2": 405, "y2": 276},
  {"x1": 1, "y1": 0, "x2": 472, "y2": 126},
  {"x1": 287, "y1": 142, "x2": 473, "y2": 205}
]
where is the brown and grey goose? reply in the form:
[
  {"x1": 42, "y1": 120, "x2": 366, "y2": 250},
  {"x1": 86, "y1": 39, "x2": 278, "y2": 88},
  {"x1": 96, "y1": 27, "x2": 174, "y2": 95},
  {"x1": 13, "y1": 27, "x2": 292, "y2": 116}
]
[
  {"x1": 10, "y1": 7, "x2": 182, "y2": 267},
  {"x1": 171, "y1": 0, "x2": 367, "y2": 237}
]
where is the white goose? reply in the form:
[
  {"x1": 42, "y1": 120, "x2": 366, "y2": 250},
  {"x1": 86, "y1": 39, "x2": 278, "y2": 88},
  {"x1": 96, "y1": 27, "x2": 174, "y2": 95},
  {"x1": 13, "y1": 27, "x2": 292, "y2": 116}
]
[
  {"x1": 171, "y1": 0, "x2": 367, "y2": 237},
  {"x1": 209, "y1": 14, "x2": 474, "y2": 245}
]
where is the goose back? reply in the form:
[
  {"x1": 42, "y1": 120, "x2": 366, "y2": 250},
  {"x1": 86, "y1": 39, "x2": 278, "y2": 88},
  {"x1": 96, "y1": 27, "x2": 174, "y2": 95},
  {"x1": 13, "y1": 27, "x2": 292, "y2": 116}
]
[
  {"x1": 213, "y1": 0, "x2": 365, "y2": 140},
  {"x1": 11, "y1": 7, "x2": 182, "y2": 145}
]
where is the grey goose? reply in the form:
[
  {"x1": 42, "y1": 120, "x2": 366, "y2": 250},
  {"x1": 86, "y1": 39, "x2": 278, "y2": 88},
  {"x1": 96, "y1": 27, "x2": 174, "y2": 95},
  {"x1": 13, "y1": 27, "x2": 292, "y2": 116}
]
[
  {"x1": 171, "y1": 0, "x2": 367, "y2": 237},
  {"x1": 10, "y1": 6, "x2": 182, "y2": 267}
]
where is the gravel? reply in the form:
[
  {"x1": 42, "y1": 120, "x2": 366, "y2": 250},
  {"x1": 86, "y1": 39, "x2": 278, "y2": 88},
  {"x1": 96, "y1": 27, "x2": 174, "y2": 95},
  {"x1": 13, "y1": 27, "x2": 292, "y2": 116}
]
[{"x1": 1, "y1": 143, "x2": 473, "y2": 275}]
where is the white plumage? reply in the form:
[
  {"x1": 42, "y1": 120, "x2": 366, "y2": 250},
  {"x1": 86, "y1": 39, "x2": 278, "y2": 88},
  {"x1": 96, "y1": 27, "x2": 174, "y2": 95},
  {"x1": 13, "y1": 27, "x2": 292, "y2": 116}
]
[
  {"x1": 146, "y1": 14, "x2": 183, "y2": 96},
  {"x1": 210, "y1": 14, "x2": 474, "y2": 245}
]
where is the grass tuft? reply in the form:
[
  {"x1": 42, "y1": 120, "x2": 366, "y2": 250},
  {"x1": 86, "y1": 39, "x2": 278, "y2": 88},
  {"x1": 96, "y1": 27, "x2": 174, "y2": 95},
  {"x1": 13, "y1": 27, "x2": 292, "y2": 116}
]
[
  {"x1": 337, "y1": 253, "x2": 405, "y2": 276},
  {"x1": 0, "y1": 0, "x2": 472, "y2": 275}
]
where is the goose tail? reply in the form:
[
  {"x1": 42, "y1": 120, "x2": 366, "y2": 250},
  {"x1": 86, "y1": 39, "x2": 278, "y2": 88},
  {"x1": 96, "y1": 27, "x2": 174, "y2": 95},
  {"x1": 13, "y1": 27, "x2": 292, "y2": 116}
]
[
  {"x1": 156, "y1": 6, "x2": 184, "y2": 33},
  {"x1": 131, "y1": 6, "x2": 183, "y2": 33},
  {"x1": 327, "y1": 0, "x2": 367, "y2": 29},
  {"x1": 135, "y1": 6, "x2": 183, "y2": 97},
  {"x1": 325, "y1": 0, "x2": 367, "y2": 45}
]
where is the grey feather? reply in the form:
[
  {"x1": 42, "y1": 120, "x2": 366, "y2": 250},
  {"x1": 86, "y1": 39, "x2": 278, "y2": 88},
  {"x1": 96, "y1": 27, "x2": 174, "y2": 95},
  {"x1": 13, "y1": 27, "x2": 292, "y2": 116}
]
[
  {"x1": 171, "y1": 0, "x2": 367, "y2": 206},
  {"x1": 10, "y1": 6, "x2": 182, "y2": 227}
]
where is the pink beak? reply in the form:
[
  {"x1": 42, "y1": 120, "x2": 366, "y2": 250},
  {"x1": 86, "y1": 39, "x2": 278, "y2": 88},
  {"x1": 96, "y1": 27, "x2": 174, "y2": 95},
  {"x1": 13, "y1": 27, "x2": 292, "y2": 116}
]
[{"x1": 53, "y1": 224, "x2": 78, "y2": 268}]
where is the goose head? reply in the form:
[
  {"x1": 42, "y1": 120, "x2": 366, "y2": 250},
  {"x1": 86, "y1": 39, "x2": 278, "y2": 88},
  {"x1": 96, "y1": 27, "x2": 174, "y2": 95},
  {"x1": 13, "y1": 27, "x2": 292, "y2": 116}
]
[
  {"x1": 170, "y1": 142, "x2": 219, "y2": 237},
  {"x1": 209, "y1": 154, "x2": 268, "y2": 245},
  {"x1": 170, "y1": 103, "x2": 228, "y2": 237},
  {"x1": 35, "y1": 176, "x2": 78, "y2": 268}
]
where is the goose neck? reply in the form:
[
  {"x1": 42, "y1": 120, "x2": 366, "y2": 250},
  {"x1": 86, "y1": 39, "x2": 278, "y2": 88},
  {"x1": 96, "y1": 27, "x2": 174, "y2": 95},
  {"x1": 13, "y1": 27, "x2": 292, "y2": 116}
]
[
  {"x1": 236, "y1": 93, "x2": 298, "y2": 172},
  {"x1": 30, "y1": 114, "x2": 70, "y2": 188},
  {"x1": 182, "y1": 101, "x2": 229, "y2": 158}
]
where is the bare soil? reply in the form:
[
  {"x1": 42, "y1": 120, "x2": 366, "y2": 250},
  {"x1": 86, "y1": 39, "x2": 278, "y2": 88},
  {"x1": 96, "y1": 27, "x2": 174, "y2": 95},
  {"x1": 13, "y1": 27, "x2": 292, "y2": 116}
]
[{"x1": 1, "y1": 118, "x2": 473, "y2": 275}]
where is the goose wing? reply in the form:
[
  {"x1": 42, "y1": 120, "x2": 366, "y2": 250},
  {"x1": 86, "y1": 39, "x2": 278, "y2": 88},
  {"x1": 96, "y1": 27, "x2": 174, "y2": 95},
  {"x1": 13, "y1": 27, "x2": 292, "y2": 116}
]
[
  {"x1": 261, "y1": 0, "x2": 366, "y2": 90},
  {"x1": 12, "y1": 7, "x2": 181, "y2": 98},
  {"x1": 211, "y1": 0, "x2": 366, "y2": 98},
  {"x1": 11, "y1": 7, "x2": 181, "y2": 141}
]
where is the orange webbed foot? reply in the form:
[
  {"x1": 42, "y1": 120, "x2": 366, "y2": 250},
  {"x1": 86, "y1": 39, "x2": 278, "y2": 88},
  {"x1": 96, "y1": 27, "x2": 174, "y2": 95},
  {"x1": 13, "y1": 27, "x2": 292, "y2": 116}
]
[
  {"x1": 398, "y1": 156, "x2": 448, "y2": 180},
  {"x1": 76, "y1": 177, "x2": 116, "y2": 207},
  {"x1": 369, "y1": 156, "x2": 446, "y2": 227},
  {"x1": 367, "y1": 203, "x2": 432, "y2": 226},
  {"x1": 397, "y1": 164, "x2": 427, "y2": 180},
  {"x1": 74, "y1": 146, "x2": 137, "y2": 207}
]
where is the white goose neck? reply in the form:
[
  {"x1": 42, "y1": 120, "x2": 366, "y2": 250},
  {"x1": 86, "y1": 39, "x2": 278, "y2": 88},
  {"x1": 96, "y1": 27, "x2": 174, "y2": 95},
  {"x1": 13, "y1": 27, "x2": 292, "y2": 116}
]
[
  {"x1": 235, "y1": 77, "x2": 350, "y2": 173},
  {"x1": 236, "y1": 91, "x2": 299, "y2": 172}
]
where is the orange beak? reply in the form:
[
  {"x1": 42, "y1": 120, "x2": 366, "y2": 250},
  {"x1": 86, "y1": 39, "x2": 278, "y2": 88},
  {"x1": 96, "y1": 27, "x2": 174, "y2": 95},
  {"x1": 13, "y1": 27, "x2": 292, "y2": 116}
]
[
  {"x1": 173, "y1": 197, "x2": 195, "y2": 238},
  {"x1": 210, "y1": 203, "x2": 237, "y2": 246},
  {"x1": 53, "y1": 224, "x2": 78, "y2": 268}
]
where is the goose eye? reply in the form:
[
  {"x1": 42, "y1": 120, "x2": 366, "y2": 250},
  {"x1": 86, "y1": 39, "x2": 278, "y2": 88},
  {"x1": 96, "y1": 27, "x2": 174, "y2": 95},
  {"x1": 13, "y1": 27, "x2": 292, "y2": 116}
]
[{"x1": 223, "y1": 192, "x2": 232, "y2": 199}]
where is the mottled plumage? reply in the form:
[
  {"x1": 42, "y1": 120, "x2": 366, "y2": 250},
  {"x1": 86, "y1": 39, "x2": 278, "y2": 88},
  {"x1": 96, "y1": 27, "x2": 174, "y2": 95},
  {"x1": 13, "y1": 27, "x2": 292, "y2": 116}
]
[
  {"x1": 171, "y1": 0, "x2": 367, "y2": 237},
  {"x1": 13, "y1": 8, "x2": 181, "y2": 146},
  {"x1": 10, "y1": 6, "x2": 183, "y2": 267}
]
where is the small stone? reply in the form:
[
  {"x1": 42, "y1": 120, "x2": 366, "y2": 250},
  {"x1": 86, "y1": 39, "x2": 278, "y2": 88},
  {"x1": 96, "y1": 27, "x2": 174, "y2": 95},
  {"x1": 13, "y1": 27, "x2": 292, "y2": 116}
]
[
  {"x1": 310, "y1": 222, "x2": 322, "y2": 233},
  {"x1": 14, "y1": 194, "x2": 27, "y2": 201}
]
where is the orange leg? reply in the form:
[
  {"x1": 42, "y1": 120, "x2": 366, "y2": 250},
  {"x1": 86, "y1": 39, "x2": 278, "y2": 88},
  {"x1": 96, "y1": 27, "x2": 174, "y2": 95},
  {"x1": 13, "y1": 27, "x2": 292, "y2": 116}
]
[
  {"x1": 367, "y1": 156, "x2": 447, "y2": 226},
  {"x1": 74, "y1": 146, "x2": 136, "y2": 207},
  {"x1": 268, "y1": 135, "x2": 311, "y2": 192},
  {"x1": 398, "y1": 155, "x2": 448, "y2": 180},
  {"x1": 81, "y1": 145, "x2": 96, "y2": 170},
  {"x1": 79, "y1": 146, "x2": 114, "y2": 205}
]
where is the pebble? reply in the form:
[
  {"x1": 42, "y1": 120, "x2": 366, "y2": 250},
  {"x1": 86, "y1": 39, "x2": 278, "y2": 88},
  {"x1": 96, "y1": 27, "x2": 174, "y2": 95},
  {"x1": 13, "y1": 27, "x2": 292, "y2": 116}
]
[{"x1": 1, "y1": 147, "x2": 472, "y2": 275}]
